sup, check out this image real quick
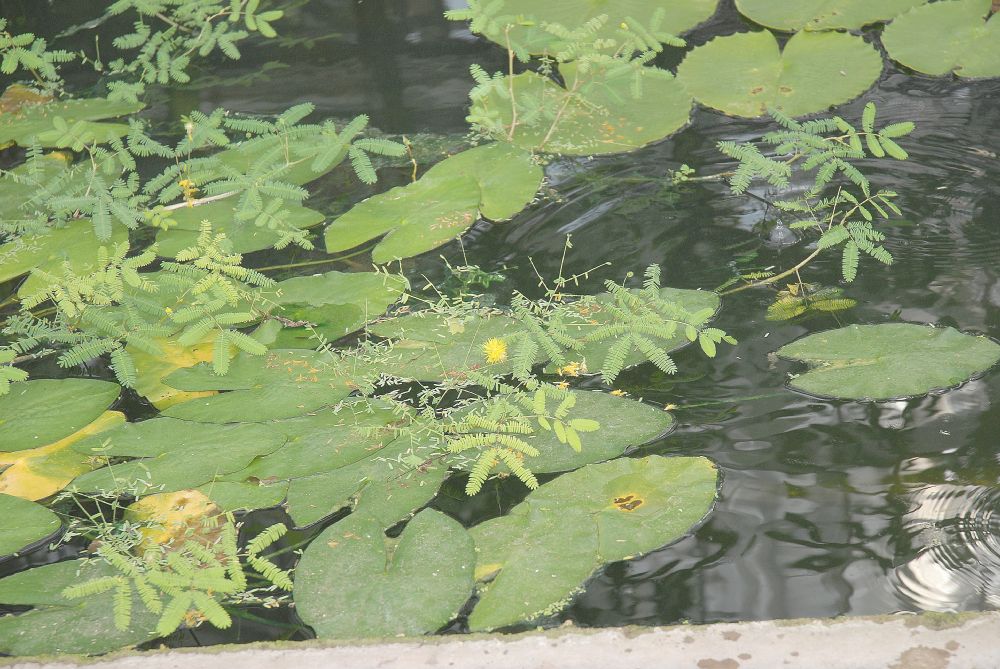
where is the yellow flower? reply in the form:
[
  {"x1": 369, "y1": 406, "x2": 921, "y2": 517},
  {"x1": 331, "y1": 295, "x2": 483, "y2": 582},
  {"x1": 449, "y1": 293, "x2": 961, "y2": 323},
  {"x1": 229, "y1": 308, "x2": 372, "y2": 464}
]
[
  {"x1": 610, "y1": 389, "x2": 627, "y2": 397},
  {"x1": 482, "y1": 337, "x2": 508, "y2": 364},
  {"x1": 557, "y1": 361, "x2": 583, "y2": 377}
]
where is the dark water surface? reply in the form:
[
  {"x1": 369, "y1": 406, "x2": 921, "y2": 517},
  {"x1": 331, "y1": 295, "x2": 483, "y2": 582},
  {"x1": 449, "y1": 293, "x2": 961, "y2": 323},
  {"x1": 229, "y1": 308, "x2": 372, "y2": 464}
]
[{"x1": 7, "y1": 0, "x2": 1000, "y2": 644}]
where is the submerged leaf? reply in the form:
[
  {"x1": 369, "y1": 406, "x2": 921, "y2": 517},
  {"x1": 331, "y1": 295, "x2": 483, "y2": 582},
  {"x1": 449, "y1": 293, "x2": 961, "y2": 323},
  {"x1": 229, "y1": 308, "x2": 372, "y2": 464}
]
[
  {"x1": 294, "y1": 509, "x2": 474, "y2": 638},
  {"x1": 776, "y1": 323, "x2": 1000, "y2": 400}
]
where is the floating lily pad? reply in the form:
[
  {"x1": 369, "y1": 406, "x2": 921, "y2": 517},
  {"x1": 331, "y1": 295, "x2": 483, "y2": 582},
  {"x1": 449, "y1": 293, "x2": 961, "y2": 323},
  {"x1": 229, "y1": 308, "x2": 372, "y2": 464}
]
[
  {"x1": 468, "y1": 455, "x2": 717, "y2": 630},
  {"x1": 543, "y1": 287, "x2": 720, "y2": 375},
  {"x1": 285, "y1": 434, "x2": 447, "y2": 528},
  {"x1": 295, "y1": 509, "x2": 474, "y2": 638},
  {"x1": 369, "y1": 312, "x2": 538, "y2": 381},
  {"x1": 0, "y1": 411, "x2": 125, "y2": 500},
  {"x1": 882, "y1": 0, "x2": 1000, "y2": 78},
  {"x1": 0, "y1": 85, "x2": 143, "y2": 149},
  {"x1": 0, "y1": 494, "x2": 61, "y2": 556},
  {"x1": 162, "y1": 350, "x2": 370, "y2": 423},
  {"x1": 0, "y1": 560, "x2": 159, "y2": 655},
  {"x1": 196, "y1": 480, "x2": 288, "y2": 511},
  {"x1": 324, "y1": 143, "x2": 541, "y2": 264},
  {"x1": 734, "y1": 0, "x2": 925, "y2": 32},
  {"x1": 0, "y1": 379, "x2": 120, "y2": 453},
  {"x1": 128, "y1": 336, "x2": 218, "y2": 410},
  {"x1": 469, "y1": 0, "x2": 719, "y2": 54},
  {"x1": 455, "y1": 390, "x2": 672, "y2": 474},
  {"x1": 0, "y1": 219, "x2": 129, "y2": 296},
  {"x1": 255, "y1": 271, "x2": 407, "y2": 348},
  {"x1": 676, "y1": 30, "x2": 882, "y2": 117},
  {"x1": 776, "y1": 323, "x2": 1000, "y2": 400},
  {"x1": 153, "y1": 200, "x2": 325, "y2": 256},
  {"x1": 225, "y1": 399, "x2": 408, "y2": 482},
  {"x1": 123, "y1": 489, "x2": 223, "y2": 551},
  {"x1": 470, "y1": 63, "x2": 692, "y2": 155},
  {"x1": 69, "y1": 419, "x2": 286, "y2": 495},
  {"x1": 0, "y1": 152, "x2": 71, "y2": 223}
]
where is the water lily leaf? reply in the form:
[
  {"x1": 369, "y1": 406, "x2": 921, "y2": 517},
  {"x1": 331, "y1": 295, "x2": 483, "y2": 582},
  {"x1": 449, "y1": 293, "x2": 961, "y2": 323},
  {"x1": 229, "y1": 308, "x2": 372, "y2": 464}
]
[
  {"x1": 468, "y1": 455, "x2": 717, "y2": 630},
  {"x1": 161, "y1": 350, "x2": 371, "y2": 423},
  {"x1": 882, "y1": 0, "x2": 1000, "y2": 78},
  {"x1": 196, "y1": 480, "x2": 288, "y2": 512},
  {"x1": 128, "y1": 336, "x2": 218, "y2": 410},
  {"x1": 0, "y1": 560, "x2": 159, "y2": 655},
  {"x1": 368, "y1": 312, "x2": 539, "y2": 381},
  {"x1": 543, "y1": 287, "x2": 720, "y2": 375},
  {"x1": 69, "y1": 419, "x2": 287, "y2": 496},
  {"x1": 0, "y1": 411, "x2": 125, "y2": 500},
  {"x1": 734, "y1": 0, "x2": 926, "y2": 32},
  {"x1": 0, "y1": 152, "x2": 72, "y2": 223},
  {"x1": 225, "y1": 399, "x2": 409, "y2": 482},
  {"x1": 0, "y1": 379, "x2": 120, "y2": 453},
  {"x1": 285, "y1": 434, "x2": 447, "y2": 529},
  {"x1": 471, "y1": 0, "x2": 719, "y2": 54},
  {"x1": 152, "y1": 200, "x2": 325, "y2": 256},
  {"x1": 123, "y1": 489, "x2": 223, "y2": 552},
  {"x1": 471, "y1": 63, "x2": 691, "y2": 155},
  {"x1": 455, "y1": 390, "x2": 673, "y2": 474},
  {"x1": 255, "y1": 271, "x2": 407, "y2": 348},
  {"x1": 324, "y1": 143, "x2": 541, "y2": 264},
  {"x1": 295, "y1": 509, "x2": 474, "y2": 639},
  {"x1": 0, "y1": 219, "x2": 129, "y2": 296},
  {"x1": 776, "y1": 323, "x2": 1000, "y2": 400},
  {"x1": 0, "y1": 85, "x2": 143, "y2": 149},
  {"x1": 676, "y1": 30, "x2": 882, "y2": 117},
  {"x1": 0, "y1": 494, "x2": 60, "y2": 556}
]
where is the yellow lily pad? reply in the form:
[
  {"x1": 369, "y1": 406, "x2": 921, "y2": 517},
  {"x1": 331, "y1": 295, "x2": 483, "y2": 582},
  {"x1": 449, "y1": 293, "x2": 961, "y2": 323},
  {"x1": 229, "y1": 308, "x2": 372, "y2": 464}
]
[
  {"x1": 0, "y1": 411, "x2": 125, "y2": 501},
  {"x1": 129, "y1": 336, "x2": 218, "y2": 410},
  {"x1": 123, "y1": 489, "x2": 224, "y2": 553}
]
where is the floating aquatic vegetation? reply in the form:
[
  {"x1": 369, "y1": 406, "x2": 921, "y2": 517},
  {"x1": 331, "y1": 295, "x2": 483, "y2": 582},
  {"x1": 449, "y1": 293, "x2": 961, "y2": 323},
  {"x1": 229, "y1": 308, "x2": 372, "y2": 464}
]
[
  {"x1": 881, "y1": 0, "x2": 1000, "y2": 78},
  {"x1": 775, "y1": 323, "x2": 1000, "y2": 400},
  {"x1": 0, "y1": 493, "x2": 60, "y2": 556},
  {"x1": 0, "y1": 85, "x2": 143, "y2": 149},
  {"x1": 734, "y1": 0, "x2": 926, "y2": 32},
  {"x1": 676, "y1": 30, "x2": 882, "y2": 118}
]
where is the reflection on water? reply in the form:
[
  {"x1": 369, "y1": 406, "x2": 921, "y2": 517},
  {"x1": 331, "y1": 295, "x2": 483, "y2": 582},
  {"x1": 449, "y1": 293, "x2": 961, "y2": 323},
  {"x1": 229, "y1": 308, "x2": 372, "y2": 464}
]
[{"x1": 10, "y1": 0, "x2": 1000, "y2": 637}]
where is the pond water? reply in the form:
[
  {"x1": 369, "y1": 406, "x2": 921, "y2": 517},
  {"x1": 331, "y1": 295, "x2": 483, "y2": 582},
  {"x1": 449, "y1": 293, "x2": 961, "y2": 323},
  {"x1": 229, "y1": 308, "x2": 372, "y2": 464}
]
[{"x1": 4, "y1": 0, "x2": 1000, "y2": 649}]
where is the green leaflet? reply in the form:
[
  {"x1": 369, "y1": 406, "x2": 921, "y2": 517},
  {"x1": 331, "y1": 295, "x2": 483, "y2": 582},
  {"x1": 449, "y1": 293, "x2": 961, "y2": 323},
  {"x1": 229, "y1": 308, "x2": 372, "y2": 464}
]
[
  {"x1": 294, "y1": 510, "x2": 474, "y2": 638},
  {"x1": 776, "y1": 323, "x2": 1000, "y2": 400},
  {"x1": 468, "y1": 455, "x2": 718, "y2": 630},
  {"x1": 882, "y1": 0, "x2": 1000, "y2": 78},
  {"x1": 676, "y1": 30, "x2": 882, "y2": 118},
  {"x1": 0, "y1": 87, "x2": 143, "y2": 149},
  {"x1": 324, "y1": 143, "x2": 542, "y2": 263}
]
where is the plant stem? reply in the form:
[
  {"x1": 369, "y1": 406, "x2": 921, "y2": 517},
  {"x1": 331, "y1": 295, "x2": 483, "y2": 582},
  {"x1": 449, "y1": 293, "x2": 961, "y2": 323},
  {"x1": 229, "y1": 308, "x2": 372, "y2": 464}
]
[
  {"x1": 719, "y1": 248, "x2": 822, "y2": 295},
  {"x1": 253, "y1": 246, "x2": 373, "y2": 272}
]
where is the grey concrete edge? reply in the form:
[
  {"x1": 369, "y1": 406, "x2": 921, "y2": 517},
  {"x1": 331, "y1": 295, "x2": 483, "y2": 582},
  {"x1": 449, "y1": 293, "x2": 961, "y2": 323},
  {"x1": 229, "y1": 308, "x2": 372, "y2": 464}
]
[{"x1": 5, "y1": 611, "x2": 999, "y2": 669}]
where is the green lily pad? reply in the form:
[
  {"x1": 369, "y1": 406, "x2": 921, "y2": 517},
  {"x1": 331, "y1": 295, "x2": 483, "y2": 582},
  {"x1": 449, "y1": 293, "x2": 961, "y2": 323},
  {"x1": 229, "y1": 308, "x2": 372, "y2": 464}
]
[
  {"x1": 734, "y1": 0, "x2": 926, "y2": 32},
  {"x1": 285, "y1": 434, "x2": 448, "y2": 529},
  {"x1": 0, "y1": 494, "x2": 60, "y2": 556},
  {"x1": 470, "y1": 63, "x2": 691, "y2": 155},
  {"x1": 455, "y1": 390, "x2": 673, "y2": 474},
  {"x1": 153, "y1": 200, "x2": 325, "y2": 256},
  {"x1": 223, "y1": 400, "x2": 408, "y2": 483},
  {"x1": 369, "y1": 312, "x2": 540, "y2": 381},
  {"x1": 0, "y1": 86, "x2": 143, "y2": 149},
  {"x1": 467, "y1": 0, "x2": 718, "y2": 54},
  {"x1": 0, "y1": 379, "x2": 120, "y2": 453},
  {"x1": 468, "y1": 455, "x2": 717, "y2": 630},
  {"x1": 0, "y1": 152, "x2": 71, "y2": 223},
  {"x1": 161, "y1": 350, "x2": 370, "y2": 422},
  {"x1": 776, "y1": 323, "x2": 1000, "y2": 401},
  {"x1": 543, "y1": 287, "x2": 720, "y2": 375},
  {"x1": 0, "y1": 219, "x2": 129, "y2": 296},
  {"x1": 295, "y1": 509, "x2": 474, "y2": 639},
  {"x1": 882, "y1": 0, "x2": 1000, "y2": 78},
  {"x1": 0, "y1": 560, "x2": 159, "y2": 656},
  {"x1": 255, "y1": 271, "x2": 407, "y2": 348},
  {"x1": 676, "y1": 30, "x2": 882, "y2": 117},
  {"x1": 324, "y1": 143, "x2": 542, "y2": 264},
  {"x1": 196, "y1": 480, "x2": 288, "y2": 511},
  {"x1": 69, "y1": 419, "x2": 286, "y2": 495}
]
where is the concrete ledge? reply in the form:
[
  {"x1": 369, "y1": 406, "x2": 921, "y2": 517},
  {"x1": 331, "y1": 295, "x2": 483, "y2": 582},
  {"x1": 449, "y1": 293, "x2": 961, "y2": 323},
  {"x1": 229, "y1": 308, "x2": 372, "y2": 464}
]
[{"x1": 5, "y1": 612, "x2": 999, "y2": 669}]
